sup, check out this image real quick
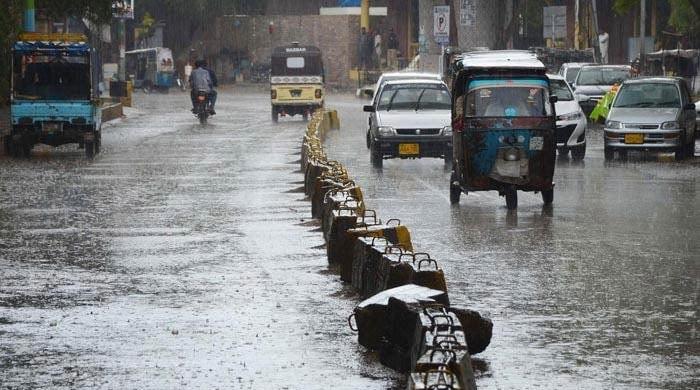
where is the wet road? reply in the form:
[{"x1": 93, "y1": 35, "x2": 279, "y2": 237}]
[
  {"x1": 325, "y1": 97, "x2": 700, "y2": 389},
  {"x1": 0, "y1": 89, "x2": 698, "y2": 389}
]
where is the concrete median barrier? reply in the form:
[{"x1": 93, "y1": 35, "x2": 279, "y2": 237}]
[{"x1": 299, "y1": 108, "x2": 491, "y2": 386}]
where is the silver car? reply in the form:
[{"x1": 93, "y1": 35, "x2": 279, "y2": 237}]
[
  {"x1": 604, "y1": 77, "x2": 697, "y2": 161},
  {"x1": 363, "y1": 79, "x2": 452, "y2": 168},
  {"x1": 572, "y1": 65, "x2": 632, "y2": 115}
]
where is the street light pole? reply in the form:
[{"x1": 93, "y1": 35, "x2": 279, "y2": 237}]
[
  {"x1": 24, "y1": 0, "x2": 35, "y2": 32},
  {"x1": 639, "y1": 0, "x2": 646, "y2": 75}
]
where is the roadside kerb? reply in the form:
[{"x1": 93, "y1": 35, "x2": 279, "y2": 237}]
[{"x1": 300, "y1": 109, "x2": 491, "y2": 389}]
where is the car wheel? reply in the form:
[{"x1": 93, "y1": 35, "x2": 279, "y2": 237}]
[
  {"x1": 571, "y1": 144, "x2": 586, "y2": 160},
  {"x1": 674, "y1": 143, "x2": 686, "y2": 161},
  {"x1": 557, "y1": 146, "x2": 569, "y2": 157},
  {"x1": 505, "y1": 188, "x2": 517, "y2": 210},
  {"x1": 542, "y1": 188, "x2": 554, "y2": 205},
  {"x1": 366, "y1": 131, "x2": 371, "y2": 149},
  {"x1": 370, "y1": 142, "x2": 383, "y2": 168},
  {"x1": 85, "y1": 141, "x2": 95, "y2": 159},
  {"x1": 604, "y1": 146, "x2": 614, "y2": 161}
]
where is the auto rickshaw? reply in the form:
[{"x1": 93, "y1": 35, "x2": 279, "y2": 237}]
[
  {"x1": 270, "y1": 43, "x2": 324, "y2": 122},
  {"x1": 449, "y1": 51, "x2": 557, "y2": 210}
]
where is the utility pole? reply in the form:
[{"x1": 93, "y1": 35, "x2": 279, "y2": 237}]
[
  {"x1": 361, "y1": 0, "x2": 370, "y2": 30},
  {"x1": 591, "y1": 0, "x2": 600, "y2": 62},
  {"x1": 574, "y1": 0, "x2": 580, "y2": 50},
  {"x1": 24, "y1": 0, "x2": 35, "y2": 32},
  {"x1": 118, "y1": 19, "x2": 126, "y2": 81},
  {"x1": 639, "y1": 0, "x2": 646, "y2": 75}
]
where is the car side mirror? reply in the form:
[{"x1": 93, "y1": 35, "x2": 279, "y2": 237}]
[
  {"x1": 684, "y1": 103, "x2": 696, "y2": 110},
  {"x1": 549, "y1": 95, "x2": 558, "y2": 104},
  {"x1": 570, "y1": 84, "x2": 576, "y2": 91},
  {"x1": 363, "y1": 105, "x2": 375, "y2": 113},
  {"x1": 575, "y1": 94, "x2": 590, "y2": 102}
]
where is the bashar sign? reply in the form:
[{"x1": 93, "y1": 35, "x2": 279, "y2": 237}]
[
  {"x1": 433, "y1": 5, "x2": 450, "y2": 45},
  {"x1": 112, "y1": 0, "x2": 134, "y2": 19}
]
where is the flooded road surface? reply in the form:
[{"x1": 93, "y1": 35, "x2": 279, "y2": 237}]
[
  {"x1": 0, "y1": 88, "x2": 398, "y2": 389},
  {"x1": 324, "y1": 97, "x2": 699, "y2": 389},
  {"x1": 0, "y1": 89, "x2": 697, "y2": 389}
]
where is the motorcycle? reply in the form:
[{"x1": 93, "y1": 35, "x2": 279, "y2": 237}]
[{"x1": 192, "y1": 91, "x2": 211, "y2": 124}]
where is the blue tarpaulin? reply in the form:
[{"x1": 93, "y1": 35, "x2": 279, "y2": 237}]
[
  {"x1": 338, "y1": 0, "x2": 361, "y2": 6},
  {"x1": 13, "y1": 41, "x2": 90, "y2": 56}
]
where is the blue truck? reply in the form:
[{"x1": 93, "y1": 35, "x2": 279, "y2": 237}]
[{"x1": 6, "y1": 33, "x2": 102, "y2": 158}]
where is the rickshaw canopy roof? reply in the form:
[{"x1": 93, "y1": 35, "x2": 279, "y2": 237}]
[
  {"x1": 13, "y1": 40, "x2": 90, "y2": 56},
  {"x1": 457, "y1": 50, "x2": 546, "y2": 72},
  {"x1": 645, "y1": 49, "x2": 699, "y2": 60}
]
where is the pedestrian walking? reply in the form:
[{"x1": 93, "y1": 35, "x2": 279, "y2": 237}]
[
  {"x1": 387, "y1": 27, "x2": 399, "y2": 70},
  {"x1": 359, "y1": 27, "x2": 370, "y2": 70},
  {"x1": 599, "y1": 30, "x2": 609, "y2": 64},
  {"x1": 374, "y1": 29, "x2": 383, "y2": 69}
]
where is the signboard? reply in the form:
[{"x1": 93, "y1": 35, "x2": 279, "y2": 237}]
[
  {"x1": 543, "y1": 6, "x2": 567, "y2": 39},
  {"x1": 433, "y1": 5, "x2": 450, "y2": 45},
  {"x1": 460, "y1": 0, "x2": 476, "y2": 27},
  {"x1": 112, "y1": 0, "x2": 134, "y2": 19}
]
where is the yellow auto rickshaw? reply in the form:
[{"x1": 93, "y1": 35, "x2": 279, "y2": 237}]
[{"x1": 270, "y1": 44, "x2": 325, "y2": 122}]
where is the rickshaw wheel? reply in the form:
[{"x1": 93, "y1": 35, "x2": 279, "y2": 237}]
[
  {"x1": 450, "y1": 184, "x2": 461, "y2": 204},
  {"x1": 271, "y1": 108, "x2": 279, "y2": 123},
  {"x1": 505, "y1": 189, "x2": 517, "y2": 210},
  {"x1": 542, "y1": 189, "x2": 554, "y2": 205}
]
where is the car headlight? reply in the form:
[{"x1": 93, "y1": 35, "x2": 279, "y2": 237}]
[
  {"x1": 557, "y1": 111, "x2": 583, "y2": 121},
  {"x1": 378, "y1": 126, "x2": 395, "y2": 136},
  {"x1": 606, "y1": 120, "x2": 622, "y2": 129},
  {"x1": 442, "y1": 126, "x2": 452, "y2": 136},
  {"x1": 661, "y1": 121, "x2": 679, "y2": 130}
]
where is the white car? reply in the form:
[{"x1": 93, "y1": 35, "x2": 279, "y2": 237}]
[
  {"x1": 548, "y1": 74, "x2": 587, "y2": 160},
  {"x1": 363, "y1": 79, "x2": 452, "y2": 168},
  {"x1": 365, "y1": 72, "x2": 442, "y2": 148}
]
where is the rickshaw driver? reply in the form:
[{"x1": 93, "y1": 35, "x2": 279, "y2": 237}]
[{"x1": 484, "y1": 87, "x2": 533, "y2": 117}]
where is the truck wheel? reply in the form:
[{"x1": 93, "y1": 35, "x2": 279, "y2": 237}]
[
  {"x1": 505, "y1": 189, "x2": 518, "y2": 210},
  {"x1": 571, "y1": 144, "x2": 586, "y2": 160},
  {"x1": 95, "y1": 132, "x2": 102, "y2": 155},
  {"x1": 542, "y1": 188, "x2": 554, "y2": 205},
  {"x1": 21, "y1": 141, "x2": 32, "y2": 159},
  {"x1": 85, "y1": 141, "x2": 95, "y2": 159}
]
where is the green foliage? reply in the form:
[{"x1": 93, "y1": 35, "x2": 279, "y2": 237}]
[
  {"x1": 612, "y1": 0, "x2": 640, "y2": 15},
  {"x1": 668, "y1": 0, "x2": 699, "y2": 36}
]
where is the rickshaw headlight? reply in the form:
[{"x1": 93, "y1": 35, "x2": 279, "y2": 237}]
[
  {"x1": 271, "y1": 90, "x2": 277, "y2": 99},
  {"x1": 378, "y1": 126, "x2": 395, "y2": 136},
  {"x1": 442, "y1": 126, "x2": 452, "y2": 136},
  {"x1": 504, "y1": 148, "x2": 520, "y2": 161},
  {"x1": 315, "y1": 89, "x2": 322, "y2": 99},
  {"x1": 606, "y1": 120, "x2": 622, "y2": 129}
]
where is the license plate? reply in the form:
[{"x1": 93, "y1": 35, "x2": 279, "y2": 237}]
[
  {"x1": 624, "y1": 133, "x2": 644, "y2": 144},
  {"x1": 529, "y1": 136, "x2": 544, "y2": 151},
  {"x1": 42, "y1": 122, "x2": 62, "y2": 133},
  {"x1": 290, "y1": 90, "x2": 302, "y2": 97},
  {"x1": 398, "y1": 143, "x2": 419, "y2": 155}
]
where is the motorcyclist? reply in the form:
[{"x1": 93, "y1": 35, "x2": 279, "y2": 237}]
[
  {"x1": 189, "y1": 59, "x2": 215, "y2": 114},
  {"x1": 201, "y1": 60, "x2": 218, "y2": 114}
]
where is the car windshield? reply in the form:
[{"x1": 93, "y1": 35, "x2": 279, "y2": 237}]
[
  {"x1": 550, "y1": 79, "x2": 574, "y2": 101},
  {"x1": 12, "y1": 54, "x2": 91, "y2": 100},
  {"x1": 465, "y1": 79, "x2": 552, "y2": 117},
  {"x1": 613, "y1": 83, "x2": 681, "y2": 108},
  {"x1": 564, "y1": 67, "x2": 580, "y2": 83},
  {"x1": 576, "y1": 67, "x2": 630, "y2": 86},
  {"x1": 376, "y1": 83, "x2": 451, "y2": 111}
]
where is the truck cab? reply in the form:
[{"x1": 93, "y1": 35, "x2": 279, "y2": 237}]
[{"x1": 8, "y1": 33, "x2": 102, "y2": 158}]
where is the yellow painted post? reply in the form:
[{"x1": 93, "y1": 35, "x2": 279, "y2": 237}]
[{"x1": 361, "y1": 0, "x2": 370, "y2": 30}]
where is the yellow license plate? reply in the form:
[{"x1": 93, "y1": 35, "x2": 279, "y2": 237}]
[
  {"x1": 624, "y1": 133, "x2": 644, "y2": 144},
  {"x1": 398, "y1": 143, "x2": 419, "y2": 155}
]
